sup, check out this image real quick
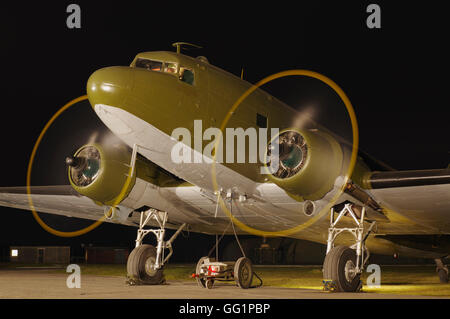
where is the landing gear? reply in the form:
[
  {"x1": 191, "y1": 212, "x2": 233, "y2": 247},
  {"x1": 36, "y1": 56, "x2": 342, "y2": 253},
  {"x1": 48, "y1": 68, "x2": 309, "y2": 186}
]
[
  {"x1": 127, "y1": 244, "x2": 164, "y2": 284},
  {"x1": 323, "y1": 246, "x2": 361, "y2": 292},
  {"x1": 435, "y1": 258, "x2": 449, "y2": 284},
  {"x1": 126, "y1": 208, "x2": 186, "y2": 285},
  {"x1": 323, "y1": 203, "x2": 376, "y2": 292}
]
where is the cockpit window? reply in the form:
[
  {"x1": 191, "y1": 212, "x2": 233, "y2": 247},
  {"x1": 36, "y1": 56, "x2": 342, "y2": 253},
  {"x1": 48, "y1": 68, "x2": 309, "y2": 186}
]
[
  {"x1": 180, "y1": 67, "x2": 194, "y2": 85},
  {"x1": 135, "y1": 58, "x2": 179, "y2": 75},
  {"x1": 164, "y1": 62, "x2": 177, "y2": 74},
  {"x1": 134, "y1": 58, "x2": 193, "y2": 84},
  {"x1": 135, "y1": 58, "x2": 163, "y2": 71}
]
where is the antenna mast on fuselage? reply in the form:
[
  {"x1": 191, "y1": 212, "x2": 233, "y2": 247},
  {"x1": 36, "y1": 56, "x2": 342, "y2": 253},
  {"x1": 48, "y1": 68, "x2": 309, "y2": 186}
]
[{"x1": 172, "y1": 42, "x2": 202, "y2": 54}]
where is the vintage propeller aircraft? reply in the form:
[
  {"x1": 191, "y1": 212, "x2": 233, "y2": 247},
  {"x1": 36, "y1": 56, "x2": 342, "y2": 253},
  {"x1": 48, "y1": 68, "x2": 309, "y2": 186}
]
[{"x1": 1, "y1": 42, "x2": 449, "y2": 292}]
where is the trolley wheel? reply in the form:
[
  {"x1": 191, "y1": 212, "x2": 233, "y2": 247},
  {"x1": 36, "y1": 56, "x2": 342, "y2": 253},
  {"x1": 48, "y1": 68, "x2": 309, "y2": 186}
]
[
  {"x1": 206, "y1": 278, "x2": 215, "y2": 289},
  {"x1": 438, "y1": 269, "x2": 449, "y2": 283},
  {"x1": 127, "y1": 244, "x2": 165, "y2": 285},
  {"x1": 322, "y1": 246, "x2": 361, "y2": 292},
  {"x1": 234, "y1": 257, "x2": 253, "y2": 289},
  {"x1": 196, "y1": 256, "x2": 209, "y2": 288}
]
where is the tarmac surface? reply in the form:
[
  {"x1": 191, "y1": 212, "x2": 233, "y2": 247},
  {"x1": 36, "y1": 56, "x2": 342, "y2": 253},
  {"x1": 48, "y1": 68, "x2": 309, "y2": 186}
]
[{"x1": 0, "y1": 269, "x2": 445, "y2": 299}]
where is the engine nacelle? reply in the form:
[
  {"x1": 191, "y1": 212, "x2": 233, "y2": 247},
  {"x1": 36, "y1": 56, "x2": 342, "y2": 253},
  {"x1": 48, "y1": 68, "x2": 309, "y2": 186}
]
[
  {"x1": 264, "y1": 129, "x2": 343, "y2": 201},
  {"x1": 67, "y1": 143, "x2": 136, "y2": 205}
]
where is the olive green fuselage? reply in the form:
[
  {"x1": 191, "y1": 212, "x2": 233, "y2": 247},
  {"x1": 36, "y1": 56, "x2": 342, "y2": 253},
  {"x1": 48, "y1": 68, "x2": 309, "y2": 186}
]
[{"x1": 86, "y1": 51, "x2": 369, "y2": 202}]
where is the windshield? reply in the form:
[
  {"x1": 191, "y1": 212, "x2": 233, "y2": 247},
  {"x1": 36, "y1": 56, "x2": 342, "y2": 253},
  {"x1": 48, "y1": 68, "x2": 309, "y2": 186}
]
[
  {"x1": 135, "y1": 58, "x2": 178, "y2": 75},
  {"x1": 164, "y1": 62, "x2": 177, "y2": 74},
  {"x1": 135, "y1": 58, "x2": 162, "y2": 71}
]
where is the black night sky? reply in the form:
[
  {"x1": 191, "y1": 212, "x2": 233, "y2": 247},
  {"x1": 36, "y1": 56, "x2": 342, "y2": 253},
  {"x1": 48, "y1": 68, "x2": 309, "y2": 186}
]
[{"x1": 0, "y1": 1, "x2": 448, "y2": 261}]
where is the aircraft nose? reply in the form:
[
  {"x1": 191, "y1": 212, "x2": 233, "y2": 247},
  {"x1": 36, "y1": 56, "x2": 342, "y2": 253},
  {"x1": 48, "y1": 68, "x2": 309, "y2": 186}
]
[{"x1": 87, "y1": 66, "x2": 133, "y2": 108}]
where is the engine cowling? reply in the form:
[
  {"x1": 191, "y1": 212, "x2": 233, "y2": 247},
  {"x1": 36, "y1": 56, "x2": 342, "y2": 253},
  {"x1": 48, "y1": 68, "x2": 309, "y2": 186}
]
[
  {"x1": 264, "y1": 129, "x2": 344, "y2": 201},
  {"x1": 67, "y1": 143, "x2": 136, "y2": 205}
]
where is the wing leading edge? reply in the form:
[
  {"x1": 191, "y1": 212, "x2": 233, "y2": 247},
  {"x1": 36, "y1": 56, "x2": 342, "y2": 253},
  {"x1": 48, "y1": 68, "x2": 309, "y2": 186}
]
[{"x1": 0, "y1": 185, "x2": 137, "y2": 226}]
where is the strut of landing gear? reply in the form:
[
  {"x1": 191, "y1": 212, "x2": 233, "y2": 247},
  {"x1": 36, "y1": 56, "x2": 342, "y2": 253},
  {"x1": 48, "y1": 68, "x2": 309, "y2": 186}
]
[
  {"x1": 435, "y1": 258, "x2": 449, "y2": 284},
  {"x1": 126, "y1": 208, "x2": 186, "y2": 285},
  {"x1": 322, "y1": 203, "x2": 376, "y2": 292}
]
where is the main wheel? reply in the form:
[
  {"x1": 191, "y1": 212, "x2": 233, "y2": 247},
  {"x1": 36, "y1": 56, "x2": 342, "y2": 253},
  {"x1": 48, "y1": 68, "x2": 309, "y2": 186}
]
[
  {"x1": 323, "y1": 246, "x2": 361, "y2": 292},
  {"x1": 127, "y1": 244, "x2": 165, "y2": 285},
  {"x1": 438, "y1": 269, "x2": 449, "y2": 283},
  {"x1": 196, "y1": 256, "x2": 209, "y2": 288},
  {"x1": 234, "y1": 257, "x2": 253, "y2": 289}
]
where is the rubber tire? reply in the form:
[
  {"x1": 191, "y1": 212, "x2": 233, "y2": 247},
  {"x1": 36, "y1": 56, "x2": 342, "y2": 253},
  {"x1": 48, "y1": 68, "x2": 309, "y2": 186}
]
[
  {"x1": 438, "y1": 269, "x2": 449, "y2": 283},
  {"x1": 323, "y1": 246, "x2": 361, "y2": 292},
  {"x1": 206, "y1": 279, "x2": 214, "y2": 289},
  {"x1": 127, "y1": 244, "x2": 165, "y2": 285},
  {"x1": 196, "y1": 256, "x2": 209, "y2": 288},
  {"x1": 234, "y1": 257, "x2": 253, "y2": 289}
]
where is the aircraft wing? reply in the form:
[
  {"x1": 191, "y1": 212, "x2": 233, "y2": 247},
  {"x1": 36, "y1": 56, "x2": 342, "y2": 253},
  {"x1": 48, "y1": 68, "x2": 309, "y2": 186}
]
[
  {"x1": 362, "y1": 168, "x2": 450, "y2": 234},
  {"x1": 0, "y1": 185, "x2": 231, "y2": 233},
  {"x1": 1, "y1": 169, "x2": 449, "y2": 236},
  {"x1": 0, "y1": 185, "x2": 139, "y2": 226}
]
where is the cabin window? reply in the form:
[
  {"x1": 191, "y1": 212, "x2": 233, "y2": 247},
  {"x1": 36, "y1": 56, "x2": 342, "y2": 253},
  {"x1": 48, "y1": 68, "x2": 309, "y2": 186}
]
[
  {"x1": 257, "y1": 113, "x2": 267, "y2": 128},
  {"x1": 180, "y1": 67, "x2": 194, "y2": 85}
]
